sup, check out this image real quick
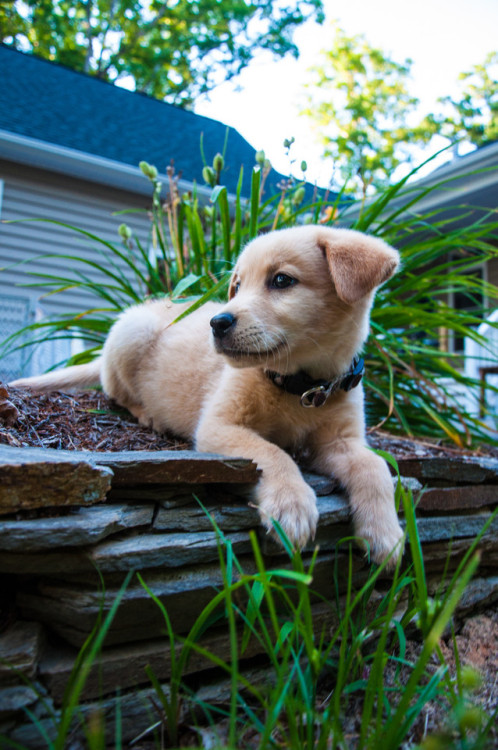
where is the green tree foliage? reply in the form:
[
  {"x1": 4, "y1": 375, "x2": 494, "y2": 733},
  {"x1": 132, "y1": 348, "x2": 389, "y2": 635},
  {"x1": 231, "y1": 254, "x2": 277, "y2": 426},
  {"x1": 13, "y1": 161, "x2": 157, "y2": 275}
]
[
  {"x1": 0, "y1": 0, "x2": 324, "y2": 106},
  {"x1": 302, "y1": 22, "x2": 435, "y2": 196},
  {"x1": 429, "y1": 51, "x2": 498, "y2": 151}
]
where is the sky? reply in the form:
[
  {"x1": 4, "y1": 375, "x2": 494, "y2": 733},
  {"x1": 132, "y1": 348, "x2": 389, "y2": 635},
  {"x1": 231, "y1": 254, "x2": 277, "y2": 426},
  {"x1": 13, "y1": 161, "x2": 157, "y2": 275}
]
[{"x1": 194, "y1": 0, "x2": 498, "y2": 187}]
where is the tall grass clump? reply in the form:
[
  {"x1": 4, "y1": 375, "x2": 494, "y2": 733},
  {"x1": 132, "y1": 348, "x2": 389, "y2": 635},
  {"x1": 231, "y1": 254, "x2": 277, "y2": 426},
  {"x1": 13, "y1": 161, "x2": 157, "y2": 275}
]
[
  {"x1": 2, "y1": 480, "x2": 497, "y2": 749},
  {"x1": 1, "y1": 148, "x2": 497, "y2": 445}
]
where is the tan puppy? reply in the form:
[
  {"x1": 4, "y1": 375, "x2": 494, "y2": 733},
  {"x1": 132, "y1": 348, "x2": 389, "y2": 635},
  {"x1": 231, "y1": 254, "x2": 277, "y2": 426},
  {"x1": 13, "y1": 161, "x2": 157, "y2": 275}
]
[{"x1": 11, "y1": 226, "x2": 403, "y2": 564}]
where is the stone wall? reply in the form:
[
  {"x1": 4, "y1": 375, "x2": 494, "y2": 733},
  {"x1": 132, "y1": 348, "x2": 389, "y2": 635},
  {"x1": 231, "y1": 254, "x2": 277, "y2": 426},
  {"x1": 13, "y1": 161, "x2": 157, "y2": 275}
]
[{"x1": 0, "y1": 443, "x2": 497, "y2": 746}]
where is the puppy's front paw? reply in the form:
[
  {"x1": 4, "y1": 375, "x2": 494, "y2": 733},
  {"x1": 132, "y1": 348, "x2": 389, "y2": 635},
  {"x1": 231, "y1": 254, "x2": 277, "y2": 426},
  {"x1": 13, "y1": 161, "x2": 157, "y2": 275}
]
[
  {"x1": 257, "y1": 478, "x2": 319, "y2": 549},
  {"x1": 356, "y1": 509, "x2": 404, "y2": 568}
]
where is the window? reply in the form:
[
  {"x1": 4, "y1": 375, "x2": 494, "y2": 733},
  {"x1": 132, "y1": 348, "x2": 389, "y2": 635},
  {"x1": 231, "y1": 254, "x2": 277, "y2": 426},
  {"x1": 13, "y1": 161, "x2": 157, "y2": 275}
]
[{"x1": 448, "y1": 265, "x2": 485, "y2": 354}]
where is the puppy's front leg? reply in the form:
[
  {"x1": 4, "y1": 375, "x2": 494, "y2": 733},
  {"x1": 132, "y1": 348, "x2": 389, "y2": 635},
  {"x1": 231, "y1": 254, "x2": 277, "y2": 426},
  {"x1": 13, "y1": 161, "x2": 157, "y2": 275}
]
[
  {"x1": 196, "y1": 418, "x2": 318, "y2": 548},
  {"x1": 312, "y1": 435, "x2": 403, "y2": 566}
]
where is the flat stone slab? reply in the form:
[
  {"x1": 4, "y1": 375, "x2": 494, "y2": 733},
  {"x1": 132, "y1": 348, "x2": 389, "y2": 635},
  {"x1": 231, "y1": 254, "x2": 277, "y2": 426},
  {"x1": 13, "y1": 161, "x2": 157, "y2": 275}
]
[
  {"x1": 0, "y1": 529, "x2": 252, "y2": 575},
  {"x1": 39, "y1": 600, "x2": 340, "y2": 703},
  {"x1": 409, "y1": 511, "x2": 498, "y2": 543},
  {"x1": 0, "y1": 621, "x2": 44, "y2": 685},
  {"x1": 396, "y1": 455, "x2": 498, "y2": 484},
  {"x1": 154, "y1": 501, "x2": 260, "y2": 532},
  {"x1": 0, "y1": 684, "x2": 39, "y2": 717},
  {"x1": 154, "y1": 492, "x2": 350, "y2": 533},
  {"x1": 91, "y1": 529, "x2": 252, "y2": 572},
  {"x1": 91, "y1": 450, "x2": 260, "y2": 486},
  {"x1": 0, "y1": 446, "x2": 259, "y2": 517},
  {"x1": 17, "y1": 560, "x2": 237, "y2": 647},
  {"x1": 0, "y1": 504, "x2": 154, "y2": 551},
  {"x1": 0, "y1": 445, "x2": 112, "y2": 515},
  {"x1": 417, "y1": 485, "x2": 498, "y2": 511},
  {"x1": 17, "y1": 551, "x2": 346, "y2": 647},
  {"x1": 8, "y1": 682, "x2": 168, "y2": 748},
  {"x1": 0, "y1": 493, "x2": 350, "y2": 573}
]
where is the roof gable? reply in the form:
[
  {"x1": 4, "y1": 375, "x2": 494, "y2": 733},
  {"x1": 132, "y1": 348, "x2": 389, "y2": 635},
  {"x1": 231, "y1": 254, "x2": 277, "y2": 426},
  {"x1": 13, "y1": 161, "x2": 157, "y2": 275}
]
[{"x1": 0, "y1": 45, "x2": 258, "y2": 194}]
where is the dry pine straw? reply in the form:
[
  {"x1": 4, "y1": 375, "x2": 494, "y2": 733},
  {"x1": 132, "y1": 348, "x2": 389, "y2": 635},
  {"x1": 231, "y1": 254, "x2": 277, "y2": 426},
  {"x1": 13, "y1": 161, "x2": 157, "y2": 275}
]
[{"x1": 0, "y1": 384, "x2": 497, "y2": 746}]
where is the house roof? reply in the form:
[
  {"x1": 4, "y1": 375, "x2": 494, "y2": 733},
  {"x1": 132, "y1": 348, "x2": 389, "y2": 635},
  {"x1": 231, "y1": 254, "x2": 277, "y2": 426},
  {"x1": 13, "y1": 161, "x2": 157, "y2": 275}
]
[
  {"x1": 340, "y1": 141, "x2": 498, "y2": 231},
  {"x1": 400, "y1": 142, "x2": 498, "y2": 217},
  {"x1": 0, "y1": 44, "x2": 265, "y2": 196}
]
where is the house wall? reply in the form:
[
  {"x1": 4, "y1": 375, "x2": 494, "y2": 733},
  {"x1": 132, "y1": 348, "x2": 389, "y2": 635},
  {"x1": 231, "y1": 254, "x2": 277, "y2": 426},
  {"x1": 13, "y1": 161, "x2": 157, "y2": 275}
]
[
  {"x1": 488, "y1": 256, "x2": 498, "y2": 291},
  {"x1": 0, "y1": 160, "x2": 154, "y2": 379}
]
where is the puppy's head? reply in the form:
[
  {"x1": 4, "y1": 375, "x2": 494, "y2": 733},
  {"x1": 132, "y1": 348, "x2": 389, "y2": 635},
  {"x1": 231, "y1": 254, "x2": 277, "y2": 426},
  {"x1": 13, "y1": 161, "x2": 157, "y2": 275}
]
[{"x1": 210, "y1": 226, "x2": 399, "y2": 375}]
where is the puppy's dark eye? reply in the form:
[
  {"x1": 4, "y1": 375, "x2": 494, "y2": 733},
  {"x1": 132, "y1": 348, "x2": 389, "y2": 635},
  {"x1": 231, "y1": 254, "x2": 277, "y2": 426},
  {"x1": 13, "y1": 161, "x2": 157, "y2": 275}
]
[
  {"x1": 271, "y1": 273, "x2": 297, "y2": 290},
  {"x1": 233, "y1": 280, "x2": 241, "y2": 295}
]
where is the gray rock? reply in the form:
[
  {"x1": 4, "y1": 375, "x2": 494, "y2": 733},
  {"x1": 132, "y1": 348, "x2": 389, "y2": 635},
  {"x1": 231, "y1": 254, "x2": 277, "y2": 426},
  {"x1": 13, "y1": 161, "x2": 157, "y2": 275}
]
[
  {"x1": 154, "y1": 500, "x2": 260, "y2": 532},
  {"x1": 18, "y1": 561, "x2": 229, "y2": 647},
  {"x1": 455, "y1": 575, "x2": 498, "y2": 611},
  {"x1": 90, "y1": 529, "x2": 252, "y2": 572},
  {"x1": 110, "y1": 486, "x2": 207, "y2": 506},
  {"x1": 0, "y1": 621, "x2": 44, "y2": 685},
  {"x1": 417, "y1": 484, "x2": 498, "y2": 511},
  {"x1": 17, "y1": 551, "x2": 358, "y2": 648},
  {"x1": 8, "y1": 683, "x2": 168, "y2": 748},
  {"x1": 90, "y1": 449, "x2": 260, "y2": 486},
  {"x1": 418, "y1": 533, "x2": 498, "y2": 567},
  {"x1": 302, "y1": 473, "x2": 340, "y2": 496},
  {"x1": 396, "y1": 455, "x2": 498, "y2": 484},
  {"x1": 40, "y1": 598, "x2": 344, "y2": 703},
  {"x1": 0, "y1": 684, "x2": 39, "y2": 716},
  {"x1": 407, "y1": 512, "x2": 498, "y2": 543},
  {"x1": 0, "y1": 529, "x2": 252, "y2": 575},
  {"x1": 397, "y1": 475, "x2": 423, "y2": 493},
  {"x1": 153, "y1": 491, "x2": 351, "y2": 552},
  {"x1": 0, "y1": 445, "x2": 112, "y2": 515},
  {"x1": 0, "y1": 504, "x2": 154, "y2": 551}
]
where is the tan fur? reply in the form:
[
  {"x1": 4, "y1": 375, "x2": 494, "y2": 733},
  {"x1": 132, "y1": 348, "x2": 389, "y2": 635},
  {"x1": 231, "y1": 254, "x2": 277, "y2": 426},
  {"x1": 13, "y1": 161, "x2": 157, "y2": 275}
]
[{"x1": 11, "y1": 226, "x2": 404, "y2": 564}]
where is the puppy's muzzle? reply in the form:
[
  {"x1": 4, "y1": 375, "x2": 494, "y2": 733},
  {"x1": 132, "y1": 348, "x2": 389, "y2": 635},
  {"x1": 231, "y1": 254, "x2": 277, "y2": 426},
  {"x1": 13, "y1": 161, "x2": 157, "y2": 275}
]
[{"x1": 210, "y1": 312, "x2": 236, "y2": 339}]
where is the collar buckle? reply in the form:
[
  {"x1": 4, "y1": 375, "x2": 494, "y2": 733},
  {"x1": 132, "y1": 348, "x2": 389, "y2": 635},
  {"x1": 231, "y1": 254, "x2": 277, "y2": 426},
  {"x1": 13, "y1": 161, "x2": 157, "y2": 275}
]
[{"x1": 300, "y1": 380, "x2": 339, "y2": 408}]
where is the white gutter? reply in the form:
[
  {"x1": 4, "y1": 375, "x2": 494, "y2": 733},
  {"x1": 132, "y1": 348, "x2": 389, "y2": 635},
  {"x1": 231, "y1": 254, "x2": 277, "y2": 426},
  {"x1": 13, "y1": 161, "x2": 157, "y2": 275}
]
[{"x1": 0, "y1": 129, "x2": 214, "y2": 200}]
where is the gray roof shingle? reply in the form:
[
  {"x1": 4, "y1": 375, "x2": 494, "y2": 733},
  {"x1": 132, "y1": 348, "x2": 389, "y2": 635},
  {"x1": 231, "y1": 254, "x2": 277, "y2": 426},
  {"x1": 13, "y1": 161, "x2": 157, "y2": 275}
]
[{"x1": 0, "y1": 44, "x2": 262, "y2": 194}]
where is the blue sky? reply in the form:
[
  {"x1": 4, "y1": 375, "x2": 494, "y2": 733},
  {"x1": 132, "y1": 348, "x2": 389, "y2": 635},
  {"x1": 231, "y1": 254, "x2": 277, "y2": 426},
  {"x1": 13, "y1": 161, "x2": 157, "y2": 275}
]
[{"x1": 195, "y1": 0, "x2": 498, "y2": 186}]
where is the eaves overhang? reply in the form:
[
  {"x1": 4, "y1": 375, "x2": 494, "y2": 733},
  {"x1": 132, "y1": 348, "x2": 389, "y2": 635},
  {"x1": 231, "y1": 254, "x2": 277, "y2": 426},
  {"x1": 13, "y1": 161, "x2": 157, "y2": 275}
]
[
  {"x1": 340, "y1": 142, "x2": 498, "y2": 227},
  {"x1": 0, "y1": 129, "x2": 214, "y2": 201}
]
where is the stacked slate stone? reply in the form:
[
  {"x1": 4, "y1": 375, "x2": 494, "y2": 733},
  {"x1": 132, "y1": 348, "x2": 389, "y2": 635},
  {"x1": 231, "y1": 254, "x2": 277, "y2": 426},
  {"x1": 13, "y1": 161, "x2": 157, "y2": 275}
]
[{"x1": 0, "y1": 443, "x2": 497, "y2": 746}]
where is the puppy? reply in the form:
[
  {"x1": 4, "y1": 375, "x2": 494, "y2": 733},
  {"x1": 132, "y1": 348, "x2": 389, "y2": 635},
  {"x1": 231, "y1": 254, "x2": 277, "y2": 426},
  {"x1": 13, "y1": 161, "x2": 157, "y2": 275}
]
[{"x1": 11, "y1": 226, "x2": 403, "y2": 564}]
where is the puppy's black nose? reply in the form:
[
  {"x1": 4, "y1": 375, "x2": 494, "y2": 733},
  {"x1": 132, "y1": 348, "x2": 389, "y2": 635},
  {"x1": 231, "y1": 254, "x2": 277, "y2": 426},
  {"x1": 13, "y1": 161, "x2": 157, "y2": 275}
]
[{"x1": 210, "y1": 312, "x2": 236, "y2": 338}]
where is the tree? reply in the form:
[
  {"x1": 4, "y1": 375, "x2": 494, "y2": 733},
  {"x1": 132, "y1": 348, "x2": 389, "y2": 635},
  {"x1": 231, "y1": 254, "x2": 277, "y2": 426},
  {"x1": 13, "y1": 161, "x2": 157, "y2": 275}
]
[
  {"x1": 430, "y1": 51, "x2": 498, "y2": 152},
  {"x1": 0, "y1": 0, "x2": 324, "y2": 107},
  {"x1": 301, "y1": 23, "x2": 436, "y2": 195}
]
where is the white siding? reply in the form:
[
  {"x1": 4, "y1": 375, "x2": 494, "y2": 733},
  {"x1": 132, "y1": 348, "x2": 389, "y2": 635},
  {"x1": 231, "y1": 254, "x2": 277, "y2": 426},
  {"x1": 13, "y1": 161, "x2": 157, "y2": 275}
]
[{"x1": 0, "y1": 160, "x2": 154, "y2": 378}]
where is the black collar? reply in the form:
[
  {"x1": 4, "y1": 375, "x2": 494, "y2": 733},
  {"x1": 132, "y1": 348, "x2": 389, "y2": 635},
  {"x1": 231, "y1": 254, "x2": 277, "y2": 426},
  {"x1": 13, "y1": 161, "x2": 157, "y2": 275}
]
[{"x1": 266, "y1": 356, "x2": 364, "y2": 408}]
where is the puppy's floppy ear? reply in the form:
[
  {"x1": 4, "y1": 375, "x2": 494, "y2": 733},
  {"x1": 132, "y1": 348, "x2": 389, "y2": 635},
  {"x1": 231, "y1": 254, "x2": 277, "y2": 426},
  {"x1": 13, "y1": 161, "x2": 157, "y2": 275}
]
[{"x1": 319, "y1": 228, "x2": 399, "y2": 305}]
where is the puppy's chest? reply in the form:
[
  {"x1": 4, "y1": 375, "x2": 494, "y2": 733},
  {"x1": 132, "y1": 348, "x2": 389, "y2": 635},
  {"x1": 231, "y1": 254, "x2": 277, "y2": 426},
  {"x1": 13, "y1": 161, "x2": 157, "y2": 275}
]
[{"x1": 262, "y1": 395, "x2": 341, "y2": 450}]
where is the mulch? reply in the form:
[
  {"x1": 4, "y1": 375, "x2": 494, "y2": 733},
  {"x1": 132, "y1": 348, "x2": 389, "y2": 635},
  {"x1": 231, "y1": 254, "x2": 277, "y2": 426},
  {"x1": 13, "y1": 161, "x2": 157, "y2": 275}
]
[
  {"x1": 1, "y1": 383, "x2": 497, "y2": 459},
  {"x1": 0, "y1": 385, "x2": 190, "y2": 452}
]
